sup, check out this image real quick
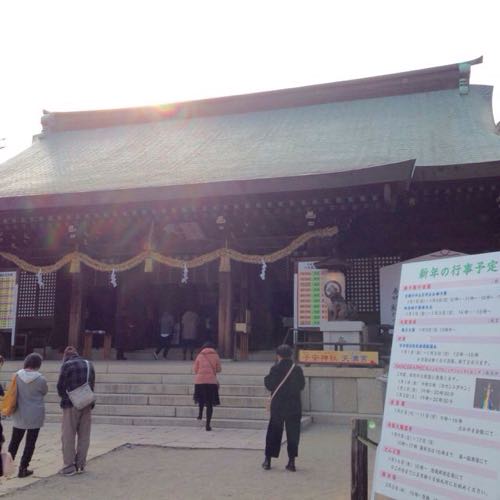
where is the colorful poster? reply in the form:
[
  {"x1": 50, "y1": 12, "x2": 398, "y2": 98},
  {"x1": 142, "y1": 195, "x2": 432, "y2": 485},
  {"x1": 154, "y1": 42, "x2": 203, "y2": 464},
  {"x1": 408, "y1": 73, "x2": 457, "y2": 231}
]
[
  {"x1": 296, "y1": 261, "x2": 327, "y2": 328},
  {"x1": 295, "y1": 261, "x2": 346, "y2": 328},
  {"x1": 372, "y1": 252, "x2": 500, "y2": 499},
  {"x1": 0, "y1": 271, "x2": 17, "y2": 330}
]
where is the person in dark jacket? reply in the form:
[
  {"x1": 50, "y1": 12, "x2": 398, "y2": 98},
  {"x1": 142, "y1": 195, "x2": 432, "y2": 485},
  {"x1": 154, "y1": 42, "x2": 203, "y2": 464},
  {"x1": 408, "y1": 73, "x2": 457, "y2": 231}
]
[
  {"x1": 56, "y1": 346, "x2": 95, "y2": 476},
  {"x1": 154, "y1": 310, "x2": 175, "y2": 360},
  {"x1": 262, "y1": 344, "x2": 305, "y2": 472}
]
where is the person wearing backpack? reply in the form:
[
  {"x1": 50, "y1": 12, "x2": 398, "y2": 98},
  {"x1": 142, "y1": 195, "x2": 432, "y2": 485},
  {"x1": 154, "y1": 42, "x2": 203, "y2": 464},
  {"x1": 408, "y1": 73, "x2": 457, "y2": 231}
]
[
  {"x1": 6, "y1": 353, "x2": 48, "y2": 478},
  {"x1": 262, "y1": 344, "x2": 305, "y2": 472},
  {"x1": 56, "y1": 346, "x2": 95, "y2": 476}
]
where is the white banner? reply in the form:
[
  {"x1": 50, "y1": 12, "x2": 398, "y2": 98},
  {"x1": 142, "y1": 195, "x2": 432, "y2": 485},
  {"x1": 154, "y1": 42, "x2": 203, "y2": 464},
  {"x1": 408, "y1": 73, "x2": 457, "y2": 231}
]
[{"x1": 372, "y1": 251, "x2": 500, "y2": 500}]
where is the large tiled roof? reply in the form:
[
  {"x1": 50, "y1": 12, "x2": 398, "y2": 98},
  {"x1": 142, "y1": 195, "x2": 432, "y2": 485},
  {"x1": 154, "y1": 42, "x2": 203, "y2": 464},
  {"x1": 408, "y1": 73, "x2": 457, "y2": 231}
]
[{"x1": 1, "y1": 61, "x2": 499, "y2": 205}]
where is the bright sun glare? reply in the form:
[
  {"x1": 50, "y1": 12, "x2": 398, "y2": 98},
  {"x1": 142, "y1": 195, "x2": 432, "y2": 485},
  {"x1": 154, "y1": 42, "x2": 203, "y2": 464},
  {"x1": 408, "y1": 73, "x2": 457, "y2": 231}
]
[{"x1": 1, "y1": 0, "x2": 499, "y2": 163}]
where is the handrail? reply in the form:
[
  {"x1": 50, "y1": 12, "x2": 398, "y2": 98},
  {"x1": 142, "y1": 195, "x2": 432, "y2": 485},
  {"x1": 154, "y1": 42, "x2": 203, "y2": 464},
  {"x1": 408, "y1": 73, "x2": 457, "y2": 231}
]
[{"x1": 281, "y1": 327, "x2": 294, "y2": 346}]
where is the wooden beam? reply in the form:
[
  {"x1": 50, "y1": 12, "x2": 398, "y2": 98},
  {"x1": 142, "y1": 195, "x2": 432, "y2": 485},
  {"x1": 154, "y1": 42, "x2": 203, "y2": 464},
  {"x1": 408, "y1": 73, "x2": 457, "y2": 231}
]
[
  {"x1": 67, "y1": 273, "x2": 83, "y2": 349},
  {"x1": 217, "y1": 268, "x2": 233, "y2": 358}
]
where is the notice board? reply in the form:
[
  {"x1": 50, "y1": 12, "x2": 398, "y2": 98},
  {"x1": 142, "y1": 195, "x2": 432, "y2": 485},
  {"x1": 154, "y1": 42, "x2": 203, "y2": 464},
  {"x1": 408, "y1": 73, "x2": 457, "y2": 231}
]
[
  {"x1": 0, "y1": 271, "x2": 18, "y2": 331},
  {"x1": 372, "y1": 252, "x2": 500, "y2": 499},
  {"x1": 379, "y1": 250, "x2": 465, "y2": 327},
  {"x1": 294, "y1": 260, "x2": 345, "y2": 329}
]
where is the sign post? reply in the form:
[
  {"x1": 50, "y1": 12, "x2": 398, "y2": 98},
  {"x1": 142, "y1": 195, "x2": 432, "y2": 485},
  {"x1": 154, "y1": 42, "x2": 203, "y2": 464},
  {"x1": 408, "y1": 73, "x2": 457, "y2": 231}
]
[{"x1": 372, "y1": 251, "x2": 500, "y2": 499}]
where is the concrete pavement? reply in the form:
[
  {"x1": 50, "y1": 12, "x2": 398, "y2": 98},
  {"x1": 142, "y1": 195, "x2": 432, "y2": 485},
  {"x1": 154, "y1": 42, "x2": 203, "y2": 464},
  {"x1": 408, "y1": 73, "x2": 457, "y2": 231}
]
[{"x1": 1, "y1": 423, "x2": 371, "y2": 500}]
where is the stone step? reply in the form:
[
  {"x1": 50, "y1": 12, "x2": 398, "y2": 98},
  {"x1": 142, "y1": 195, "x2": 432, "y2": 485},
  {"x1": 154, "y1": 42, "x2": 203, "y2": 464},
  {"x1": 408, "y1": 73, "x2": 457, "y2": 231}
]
[
  {"x1": 48, "y1": 382, "x2": 191, "y2": 395},
  {"x1": 1, "y1": 360, "x2": 279, "y2": 430},
  {"x1": 0, "y1": 360, "x2": 271, "y2": 375},
  {"x1": 45, "y1": 392, "x2": 267, "y2": 408},
  {"x1": 44, "y1": 414, "x2": 313, "y2": 430},
  {"x1": 247, "y1": 350, "x2": 275, "y2": 362},
  {"x1": 82, "y1": 383, "x2": 268, "y2": 397},
  {"x1": 125, "y1": 350, "x2": 186, "y2": 361},
  {"x1": 46, "y1": 382, "x2": 268, "y2": 397},
  {"x1": 45, "y1": 403, "x2": 270, "y2": 420},
  {"x1": 1, "y1": 372, "x2": 266, "y2": 385}
]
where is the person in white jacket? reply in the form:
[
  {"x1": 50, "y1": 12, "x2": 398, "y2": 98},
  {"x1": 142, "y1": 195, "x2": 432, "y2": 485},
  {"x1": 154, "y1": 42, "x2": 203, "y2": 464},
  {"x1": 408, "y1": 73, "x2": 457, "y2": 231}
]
[{"x1": 8, "y1": 353, "x2": 48, "y2": 478}]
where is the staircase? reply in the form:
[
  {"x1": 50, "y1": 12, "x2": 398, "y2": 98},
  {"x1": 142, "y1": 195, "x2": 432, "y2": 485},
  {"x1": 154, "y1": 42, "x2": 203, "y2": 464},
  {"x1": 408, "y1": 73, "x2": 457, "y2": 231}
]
[{"x1": 0, "y1": 360, "x2": 312, "y2": 430}]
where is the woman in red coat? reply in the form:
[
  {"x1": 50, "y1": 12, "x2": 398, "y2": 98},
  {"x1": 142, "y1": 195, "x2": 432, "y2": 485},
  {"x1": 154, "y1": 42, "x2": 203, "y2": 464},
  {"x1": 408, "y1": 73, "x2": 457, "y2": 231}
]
[{"x1": 193, "y1": 342, "x2": 221, "y2": 431}]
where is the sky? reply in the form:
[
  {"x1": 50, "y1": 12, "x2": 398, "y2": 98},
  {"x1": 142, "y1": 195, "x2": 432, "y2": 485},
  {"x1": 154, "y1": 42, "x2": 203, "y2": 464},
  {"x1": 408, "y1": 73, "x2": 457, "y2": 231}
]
[{"x1": 1, "y1": 0, "x2": 499, "y2": 164}]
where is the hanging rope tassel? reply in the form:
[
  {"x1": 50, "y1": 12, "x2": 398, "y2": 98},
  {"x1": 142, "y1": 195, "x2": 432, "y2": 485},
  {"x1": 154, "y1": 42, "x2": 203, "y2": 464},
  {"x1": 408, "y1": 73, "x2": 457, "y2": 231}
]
[
  {"x1": 260, "y1": 259, "x2": 267, "y2": 280},
  {"x1": 110, "y1": 269, "x2": 118, "y2": 288},
  {"x1": 181, "y1": 262, "x2": 189, "y2": 284},
  {"x1": 37, "y1": 269, "x2": 44, "y2": 288}
]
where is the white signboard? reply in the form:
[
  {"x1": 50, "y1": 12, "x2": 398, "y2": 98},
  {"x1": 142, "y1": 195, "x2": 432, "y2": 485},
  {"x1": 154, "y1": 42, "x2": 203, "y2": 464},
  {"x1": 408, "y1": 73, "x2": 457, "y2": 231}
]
[
  {"x1": 379, "y1": 250, "x2": 465, "y2": 327},
  {"x1": 372, "y1": 252, "x2": 500, "y2": 500}
]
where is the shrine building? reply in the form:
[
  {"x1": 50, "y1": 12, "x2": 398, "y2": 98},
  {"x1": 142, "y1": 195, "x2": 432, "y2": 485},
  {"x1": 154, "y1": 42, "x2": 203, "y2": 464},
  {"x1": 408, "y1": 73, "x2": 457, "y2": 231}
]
[{"x1": 1, "y1": 56, "x2": 500, "y2": 360}]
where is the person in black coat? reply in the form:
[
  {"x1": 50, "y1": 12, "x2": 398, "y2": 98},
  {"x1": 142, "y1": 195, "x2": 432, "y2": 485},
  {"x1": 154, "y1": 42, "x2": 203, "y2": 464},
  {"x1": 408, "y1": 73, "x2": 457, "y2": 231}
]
[{"x1": 262, "y1": 344, "x2": 305, "y2": 472}]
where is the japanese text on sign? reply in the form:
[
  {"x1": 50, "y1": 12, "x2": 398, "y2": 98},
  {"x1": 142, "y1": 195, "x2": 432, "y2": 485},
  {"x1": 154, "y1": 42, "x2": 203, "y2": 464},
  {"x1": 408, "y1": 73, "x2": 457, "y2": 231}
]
[
  {"x1": 372, "y1": 252, "x2": 500, "y2": 500},
  {"x1": 298, "y1": 349, "x2": 378, "y2": 366}
]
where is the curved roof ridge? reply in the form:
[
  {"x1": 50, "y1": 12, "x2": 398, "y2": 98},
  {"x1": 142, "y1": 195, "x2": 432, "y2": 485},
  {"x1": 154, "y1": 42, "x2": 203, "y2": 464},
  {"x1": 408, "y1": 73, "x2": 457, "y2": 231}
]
[{"x1": 40, "y1": 58, "x2": 483, "y2": 134}]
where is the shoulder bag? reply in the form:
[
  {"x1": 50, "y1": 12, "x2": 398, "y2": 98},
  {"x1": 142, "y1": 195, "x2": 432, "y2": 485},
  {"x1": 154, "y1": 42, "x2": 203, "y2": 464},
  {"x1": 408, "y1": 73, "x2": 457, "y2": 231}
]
[
  {"x1": 265, "y1": 363, "x2": 295, "y2": 412},
  {"x1": 66, "y1": 360, "x2": 96, "y2": 410},
  {"x1": 1, "y1": 375, "x2": 17, "y2": 417}
]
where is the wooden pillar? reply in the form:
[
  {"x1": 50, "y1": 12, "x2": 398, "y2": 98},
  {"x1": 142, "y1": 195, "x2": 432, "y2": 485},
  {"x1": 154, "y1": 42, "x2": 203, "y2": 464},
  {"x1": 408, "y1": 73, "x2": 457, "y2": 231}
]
[
  {"x1": 238, "y1": 264, "x2": 249, "y2": 320},
  {"x1": 68, "y1": 273, "x2": 83, "y2": 349},
  {"x1": 218, "y1": 261, "x2": 233, "y2": 358}
]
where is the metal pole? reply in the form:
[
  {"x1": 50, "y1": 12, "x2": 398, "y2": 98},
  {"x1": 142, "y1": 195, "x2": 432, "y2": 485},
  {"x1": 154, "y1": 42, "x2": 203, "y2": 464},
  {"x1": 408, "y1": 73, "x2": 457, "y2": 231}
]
[
  {"x1": 351, "y1": 419, "x2": 368, "y2": 500},
  {"x1": 292, "y1": 329, "x2": 298, "y2": 361}
]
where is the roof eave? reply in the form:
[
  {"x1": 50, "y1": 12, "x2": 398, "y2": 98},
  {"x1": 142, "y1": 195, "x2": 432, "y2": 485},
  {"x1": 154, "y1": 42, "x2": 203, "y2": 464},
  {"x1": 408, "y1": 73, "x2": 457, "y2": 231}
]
[{"x1": 0, "y1": 160, "x2": 416, "y2": 212}]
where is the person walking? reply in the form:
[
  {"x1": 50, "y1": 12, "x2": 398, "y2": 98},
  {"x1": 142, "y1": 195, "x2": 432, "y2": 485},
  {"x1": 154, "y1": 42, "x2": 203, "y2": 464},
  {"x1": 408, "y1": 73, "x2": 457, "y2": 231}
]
[
  {"x1": 193, "y1": 341, "x2": 221, "y2": 431},
  {"x1": 262, "y1": 344, "x2": 305, "y2": 472},
  {"x1": 154, "y1": 310, "x2": 175, "y2": 360},
  {"x1": 56, "y1": 346, "x2": 95, "y2": 476},
  {"x1": 7, "y1": 353, "x2": 48, "y2": 478},
  {"x1": 181, "y1": 309, "x2": 199, "y2": 361}
]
